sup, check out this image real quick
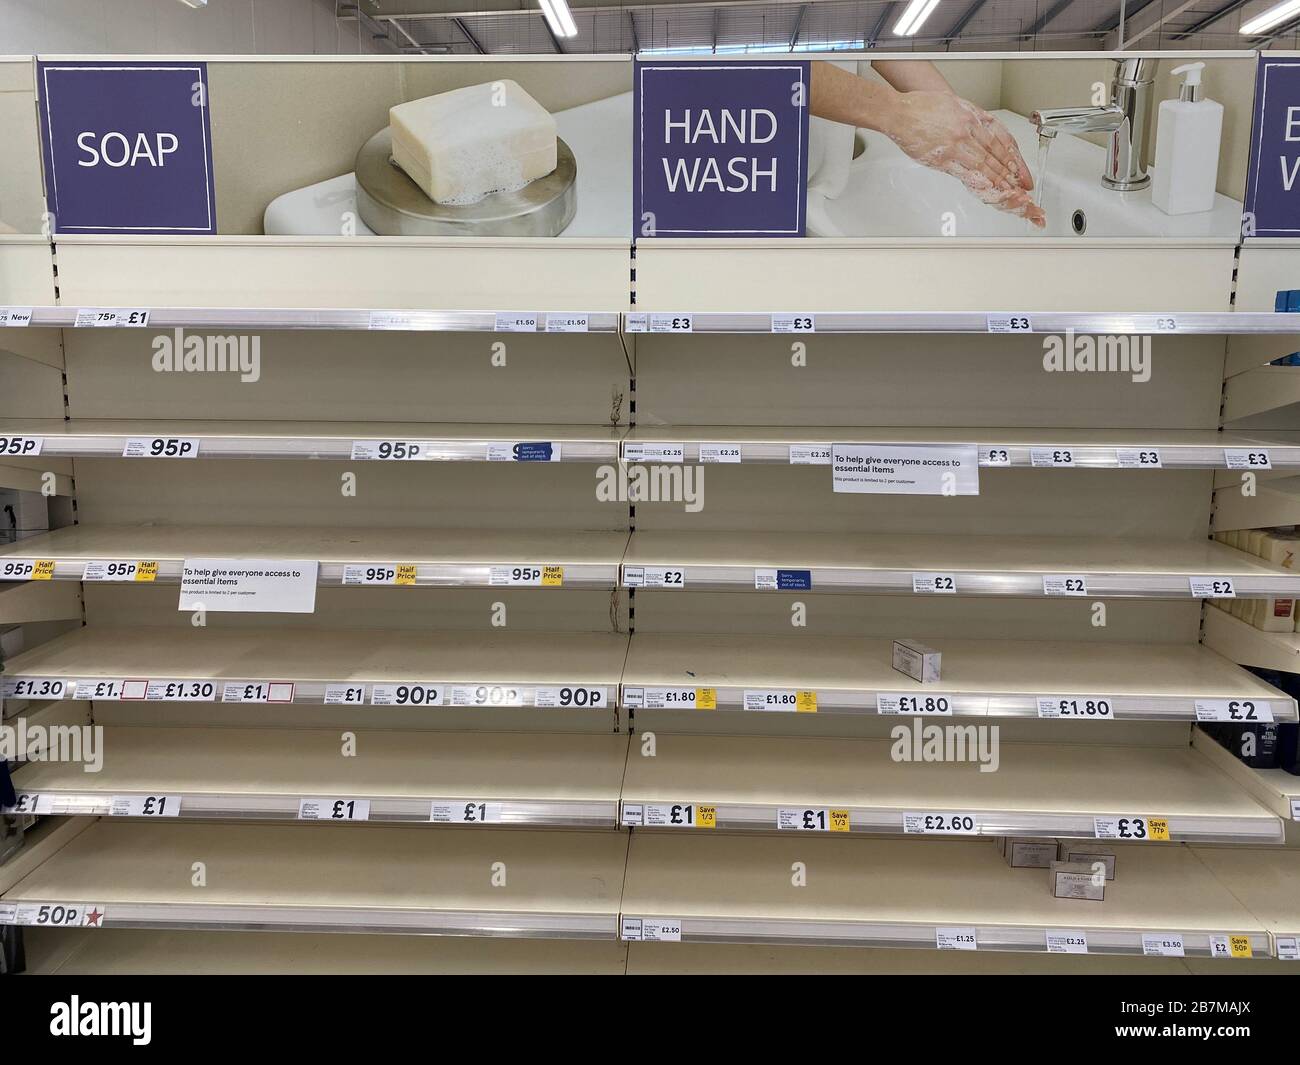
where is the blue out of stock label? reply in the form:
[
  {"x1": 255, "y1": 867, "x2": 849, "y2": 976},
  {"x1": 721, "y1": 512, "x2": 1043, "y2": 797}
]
[
  {"x1": 512, "y1": 442, "x2": 555, "y2": 462},
  {"x1": 776, "y1": 569, "x2": 812, "y2": 590}
]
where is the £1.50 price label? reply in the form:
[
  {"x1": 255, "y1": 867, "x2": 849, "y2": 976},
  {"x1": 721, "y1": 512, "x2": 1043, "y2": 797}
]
[
  {"x1": 1094, "y1": 815, "x2": 1170, "y2": 841},
  {"x1": 777, "y1": 808, "x2": 849, "y2": 832}
]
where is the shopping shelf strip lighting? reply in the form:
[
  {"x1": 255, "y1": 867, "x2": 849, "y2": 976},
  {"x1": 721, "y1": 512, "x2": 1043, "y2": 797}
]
[
  {"x1": 539, "y1": 0, "x2": 579, "y2": 38},
  {"x1": 893, "y1": 0, "x2": 942, "y2": 36},
  {"x1": 1239, "y1": 0, "x2": 1300, "y2": 33}
]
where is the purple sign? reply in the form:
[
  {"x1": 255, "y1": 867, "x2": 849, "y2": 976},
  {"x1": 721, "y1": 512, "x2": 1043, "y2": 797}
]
[
  {"x1": 1246, "y1": 57, "x2": 1300, "y2": 238},
  {"x1": 634, "y1": 60, "x2": 809, "y2": 238},
  {"x1": 37, "y1": 60, "x2": 216, "y2": 235}
]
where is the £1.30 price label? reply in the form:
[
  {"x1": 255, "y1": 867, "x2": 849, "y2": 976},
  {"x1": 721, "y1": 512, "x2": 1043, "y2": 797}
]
[{"x1": 1094, "y1": 815, "x2": 1169, "y2": 841}]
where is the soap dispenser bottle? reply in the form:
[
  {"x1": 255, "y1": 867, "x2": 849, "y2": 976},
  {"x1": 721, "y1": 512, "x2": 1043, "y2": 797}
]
[{"x1": 1151, "y1": 61, "x2": 1224, "y2": 215}]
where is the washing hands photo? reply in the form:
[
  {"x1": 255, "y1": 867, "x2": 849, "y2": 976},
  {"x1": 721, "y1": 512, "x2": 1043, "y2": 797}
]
[{"x1": 811, "y1": 60, "x2": 1046, "y2": 229}]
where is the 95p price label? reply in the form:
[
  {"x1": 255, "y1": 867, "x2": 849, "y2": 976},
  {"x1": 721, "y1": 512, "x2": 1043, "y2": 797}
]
[{"x1": 342, "y1": 564, "x2": 417, "y2": 586}]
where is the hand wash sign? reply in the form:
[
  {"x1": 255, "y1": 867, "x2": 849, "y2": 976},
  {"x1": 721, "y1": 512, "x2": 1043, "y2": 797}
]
[
  {"x1": 634, "y1": 60, "x2": 809, "y2": 238},
  {"x1": 1245, "y1": 57, "x2": 1300, "y2": 238},
  {"x1": 37, "y1": 60, "x2": 216, "y2": 234}
]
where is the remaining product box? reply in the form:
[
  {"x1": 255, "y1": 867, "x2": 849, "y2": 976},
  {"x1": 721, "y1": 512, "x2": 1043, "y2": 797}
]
[
  {"x1": 1050, "y1": 861, "x2": 1105, "y2": 901},
  {"x1": 892, "y1": 639, "x2": 941, "y2": 684},
  {"x1": 1057, "y1": 841, "x2": 1116, "y2": 880},
  {"x1": 1258, "y1": 530, "x2": 1299, "y2": 632},
  {"x1": 1001, "y1": 837, "x2": 1058, "y2": 869}
]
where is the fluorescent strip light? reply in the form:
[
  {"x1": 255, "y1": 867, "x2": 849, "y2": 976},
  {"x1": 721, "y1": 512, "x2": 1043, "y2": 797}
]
[
  {"x1": 539, "y1": 0, "x2": 578, "y2": 38},
  {"x1": 892, "y1": 0, "x2": 942, "y2": 36},
  {"x1": 1240, "y1": 0, "x2": 1300, "y2": 33}
]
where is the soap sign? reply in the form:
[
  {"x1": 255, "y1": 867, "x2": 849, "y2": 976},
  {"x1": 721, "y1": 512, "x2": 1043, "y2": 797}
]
[
  {"x1": 1245, "y1": 58, "x2": 1300, "y2": 238},
  {"x1": 37, "y1": 61, "x2": 216, "y2": 234},
  {"x1": 634, "y1": 60, "x2": 809, "y2": 238}
]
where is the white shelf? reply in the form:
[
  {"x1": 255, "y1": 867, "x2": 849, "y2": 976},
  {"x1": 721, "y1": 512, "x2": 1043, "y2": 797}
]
[
  {"x1": 621, "y1": 633, "x2": 1295, "y2": 722},
  {"x1": 1188, "y1": 846, "x2": 1300, "y2": 956},
  {"x1": 619, "y1": 734, "x2": 1282, "y2": 844},
  {"x1": 0, "y1": 821, "x2": 627, "y2": 937},
  {"x1": 620, "y1": 834, "x2": 1273, "y2": 957},
  {"x1": 1191, "y1": 730, "x2": 1300, "y2": 824},
  {"x1": 1202, "y1": 608, "x2": 1300, "y2": 674},
  {"x1": 0, "y1": 626, "x2": 629, "y2": 709},
  {"x1": 0, "y1": 420, "x2": 624, "y2": 462},
  {"x1": 8, "y1": 728, "x2": 628, "y2": 828},
  {"x1": 622, "y1": 427, "x2": 1298, "y2": 470},
  {"x1": 0, "y1": 525, "x2": 626, "y2": 589},
  {"x1": 621, "y1": 531, "x2": 1300, "y2": 599}
]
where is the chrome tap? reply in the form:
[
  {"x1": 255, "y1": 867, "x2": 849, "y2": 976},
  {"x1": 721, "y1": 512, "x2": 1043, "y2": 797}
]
[{"x1": 1031, "y1": 57, "x2": 1156, "y2": 192}]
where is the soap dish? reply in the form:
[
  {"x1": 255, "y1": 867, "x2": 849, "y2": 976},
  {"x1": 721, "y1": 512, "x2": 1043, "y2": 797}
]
[{"x1": 354, "y1": 126, "x2": 577, "y2": 237}]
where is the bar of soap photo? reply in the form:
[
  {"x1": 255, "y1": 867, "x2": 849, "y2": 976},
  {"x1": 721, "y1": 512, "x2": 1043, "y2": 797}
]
[{"x1": 389, "y1": 80, "x2": 558, "y2": 206}]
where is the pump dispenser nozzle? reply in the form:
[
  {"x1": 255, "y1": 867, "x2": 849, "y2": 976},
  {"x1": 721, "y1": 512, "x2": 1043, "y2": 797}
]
[{"x1": 1172, "y1": 61, "x2": 1205, "y2": 103}]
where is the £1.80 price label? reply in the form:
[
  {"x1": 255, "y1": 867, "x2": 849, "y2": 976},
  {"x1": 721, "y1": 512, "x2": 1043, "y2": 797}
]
[
  {"x1": 777, "y1": 807, "x2": 849, "y2": 832},
  {"x1": 1094, "y1": 815, "x2": 1170, "y2": 841},
  {"x1": 878, "y1": 693, "x2": 951, "y2": 716},
  {"x1": 903, "y1": 812, "x2": 978, "y2": 834},
  {"x1": 1037, "y1": 695, "x2": 1114, "y2": 720},
  {"x1": 627, "y1": 686, "x2": 716, "y2": 710}
]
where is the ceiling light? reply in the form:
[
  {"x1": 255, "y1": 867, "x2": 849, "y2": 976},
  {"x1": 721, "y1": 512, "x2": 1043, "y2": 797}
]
[
  {"x1": 1239, "y1": 0, "x2": 1300, "y2": 33},
  {"x1": 892, "y1": 0, "x2": 942, "y2": 36},
  {"x1": 539, "y1": 0, "x2": 579, "y2": 38},
  {"x1": 176, "y1": 0, "x2": 208, "y2": 8}
]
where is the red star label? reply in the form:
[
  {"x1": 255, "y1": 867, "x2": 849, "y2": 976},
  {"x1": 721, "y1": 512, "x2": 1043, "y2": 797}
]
[{"x1": 84, "y1": 908, "x2": 103, "y2": 927}]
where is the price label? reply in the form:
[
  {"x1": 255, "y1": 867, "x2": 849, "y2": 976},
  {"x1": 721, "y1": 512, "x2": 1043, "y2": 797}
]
[
  {"x1": 449, "y1": 684, "x2": 524, "y2": 707},
  {"x1": 73, "y1": 679, "x2": 147, "y2": 701},
  {"x1": 430, "y1": 800, "x2": 499, "y2": 823},
  {"x1": 1209, "y1": 934, "x2": 1253, "y2": 959},
  {"x1": 630, "y1": 687, "x2": 716, "y2": 710},
  {"x1": 323, "y1": 684, "x2": 366, "y2": 705},
  {"x1": 370, "y1": 683, "x2": 443, "y2": 707},
  {"x1": 0, "y1": 435, "x2": 41, "y2": 456},
  {"x1": 1190, "y1": 577, "x2": 1235, "y2": 599},
  {"x1": 0, "y1": 307, "x2": 33, "y2": 326},
  {"x1": 1275, "y1": 936, "x2": 1299, "y2": 959},
  {"x1": 987, "y1": 314, "x2": 1033, "y2": 333},
  {"x1": 776, "y1": 807, "x2": 849, "y2": 832},
  {"x1": 0, "y1": 677, "x2": 66, "y2": 699},
  {"x1": 82, "y1": 560, "x2": 159, "y2": 582},
  {"x1": 349, "y1": 440, "x2": 435, "y2": 461},
  {"x1": 638, "y1": 803, "x2": 716, "y2": 828},
  {"x1": 770, "y1": 313, "x2": 815, "y2": 333},
  {"x1": 342, "y1": 564, "x2": 417, "y2": 586},
  {"x1": 1154, "y1": 316, "x2": 1178, "y2": 331},
  {"x1": 12, "y1": 903, "x2": 106, "y2": 928},
  {"x1": 788, "y1": 445, "x2": 831, "y2": 465},
  {"x1": 743, "y1": 689, "x2": 816, "y2": 713},
  {"x1": 298, "y1": 798, "x2": 371, "y2": 821},
  {"x1": 1224, "y1": 448, "x2": 1271, "y2": 470},
  {"x1": 699, "y1": 444, "x2": 742, "y2": 464},
  {"x1": 903, "y1": 812, "x2": 978, "y2": 834},
  {"x1": 1031, "y1": 448, "x2": 1074, "y2": 468},
  {"x1": 622, "y1": 442, "x2": 685, "y2": 463},
  {"x1": 648, "y1": 313, "x2": 693, "y2": 333},
  {"x1": 1, "y1": 559, "x2": 54, "y2": 580},
  {"x1": 122, "y1": 437, "x2": 198, "y2": 458},
  {"x1": 620, "y1": 917, "x2": 682, "y2": 942},
  {"x1": 1094, "y1": 815, "x2": 1169, "y2": 841},
  {"x1": 366, "y1": 311, "x2": 415, "y2": 330},
  {"x1": 488, "y1": 565, "x2": 563, "y2": 587},
  {"x1": 1291, "y1": 799, "x2": 1300, "y2": 822},
  {"x1": 936, "y1": 927, "x2": 978, "y2": 951},
  {"x1": 494, "y1": 312, "x2": 539, "y2": 332},
  {"x1": 1043, "y1": 574, "x2": 1088, "y2": 596},
  {"x1": 533, "y1": 685, "x2": 608, "y2": 708},
  {"x1": 1117, "y1": 448, "x2": 1163, "y2": 469},
  {"x1": 145, "y1": 680, "x2": 217, "y2": 701},
  {"x1": 913, "y1": 572, "x2": 957, "y2": 594},
  {"x1": 1046, "y1": 930, "x2": 1089, "y2": 954},
  {"x1": 1036, "y1": 695, "x2": 1114, "y2": 720},
  {"x1": 622, "y1": 566, "x2": 685, "y2": 588},
  {"x1": 878, "y1": 693, "x2": 952, "y2": 716},
  {"x1": 2, "y1": 792, "x2": 51, "y2": 815},
  {"x1": 1142, "y1": 933, "x2": 1186, "y2": 958},
  {"x1": 1194, "y1": 699, "x2": 1272, "y2": 723},
  {"x1": 110, "y1": 795, "x2": 180, "y2": 817},
  {"x1": 75, "y1": 308, "x2": 150, "y2": 328},
  {"x1": 221, "y1": 681, "x2": 295, "y2": 704},
  {"x1": 981, "y1": 447, "x2": 1011, "y2": 466},
  {"x1": 545, "y1": 314, "x2": 589, "y2": 333}
]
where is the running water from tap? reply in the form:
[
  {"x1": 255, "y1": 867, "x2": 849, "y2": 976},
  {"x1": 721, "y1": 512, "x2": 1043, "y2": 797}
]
[{"x1": 1027, "y1": 131, "x2": 1053, "y2": 233}]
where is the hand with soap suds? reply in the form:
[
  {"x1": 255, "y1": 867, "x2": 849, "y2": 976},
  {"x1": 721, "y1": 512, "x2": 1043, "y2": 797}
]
[{"x1": 810, "y1": 62, "x2": 1045, "y2": 228}]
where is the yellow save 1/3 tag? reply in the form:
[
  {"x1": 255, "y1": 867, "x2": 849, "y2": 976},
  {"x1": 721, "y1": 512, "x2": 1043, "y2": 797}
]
[
  {"x1": 694, "y1": 688, "x2": 717, "y2": 710},
  {"x1": 394, "y1": 564, "x2": 417, "y2": 586},
  {"x1": 795, "y1": 690, "x2": 818, "y2": 713},
  {"x1": 134, "y1": 560, "x2": 159, "y2": 582},
  {"x1": 696, "y1": 805, "x2": 717, "y2": 829},
  {"x1": 541, "y1": 565, "x2": 564, "y2": 587},
  {"x1": 1228, "y1": 935, "x2": 1253, "y2": 958},
  {"x1": 1146, "y1": 817, "x2": 1170, "y2": 842},
  {"x1": 32, "y1": 559, "x2": 56, "y2": 580},
  {"x1": 829, "y1": 809, "x2": 850, "y2": 832}
]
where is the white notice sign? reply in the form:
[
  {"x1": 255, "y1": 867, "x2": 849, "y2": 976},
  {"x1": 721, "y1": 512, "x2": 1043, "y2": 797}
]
[
  {"x1": 831, "y1": 444, "x2": 979, "y2": 496},
  {"x1": 179, "y1": 559, "x2": 319, "y2": 613}
]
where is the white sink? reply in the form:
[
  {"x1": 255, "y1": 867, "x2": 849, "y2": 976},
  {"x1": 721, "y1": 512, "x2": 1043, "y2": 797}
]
[{"x1": 808, "y1": 109, "x2": 1242, "y2": 239}]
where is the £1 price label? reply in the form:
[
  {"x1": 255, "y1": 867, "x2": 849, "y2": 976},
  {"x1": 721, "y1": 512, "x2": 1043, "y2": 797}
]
[
  {"x1": 430, "y1": 800, "x2": 499, "y2": 824},
  {"x1": 1094, "y1": 815, "x2": 1169, "y2": 841},
  {"x1": 323, "y1": 684, "x2": 366, "y2": 705},
  {"x1": 298, "y1": 798, "x2": 371, "y2": 822},
  {"x1": 1195, "y1": 699, "x2": 1272, "y2": 723},
  {"x1": 2, "y1": 792, "x2": 51, "y2": 815},
  {"x1": 777, "y1": 807, "x2": 849, "y2": 832},
  {"x1": 640, "y1": 803, "x2": 716, "y2": 828},
  {"x1": 76, "y1": 308, "x2": 149, "y2": 328},
  {"x1": 110, "y1": 794, "x2": 180, "y2": 817}
]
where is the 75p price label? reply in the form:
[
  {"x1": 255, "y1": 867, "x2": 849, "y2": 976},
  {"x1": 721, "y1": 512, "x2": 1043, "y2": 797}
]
[
  {"x1": 75, "y1": 308, "x2": 149, "y2": 328},
  {"x1": 1094, "y1": 815, "x2": 1169, "y2": 841},
  {"x1": 777, "y1": 807, "x2": 849, "y2": 832}
]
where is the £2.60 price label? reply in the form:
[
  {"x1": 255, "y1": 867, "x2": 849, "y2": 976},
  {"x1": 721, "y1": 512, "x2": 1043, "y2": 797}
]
[{"x1": 903, "y1": 812, "x2": 978, "y2": 834}]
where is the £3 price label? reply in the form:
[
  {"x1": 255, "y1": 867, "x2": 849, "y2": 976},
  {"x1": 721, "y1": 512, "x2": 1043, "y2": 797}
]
[{"x1": 1094, "y1": 815, "x2": 1169, "y2": 841}]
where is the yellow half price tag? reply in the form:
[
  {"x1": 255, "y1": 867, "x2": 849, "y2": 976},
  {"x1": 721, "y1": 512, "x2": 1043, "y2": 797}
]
[
  {"x1": 829, "y1": 809, "x2": 850, "y2": 832},
  {"x1": 395, "y1": 564, "x2": 417, "y2": 586},
  {"x1": 796, "y1": 690, "x2": 818, "y2": 713},
  {"x1": 541, "y1": 565, "x2": 564, "y2": 587},
  {"x1": 134, "y1": 561, "x2": 159, "y2": 582},
  {"x1": 32, "y1": 559, "x2": 55, "y2": 580},
  {"x1": 1147, "y1": 817, "x2": 1170, "y2": 842},
  {"x1": 694, "y1": 688, "x2": 717, "y2": 710},
  {"x1": 696, "y1": 805, "x2": 717, "y2": 829},
  {"x1": 1229, "y1": 935, "x2": 1253, "y2": 958}
]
